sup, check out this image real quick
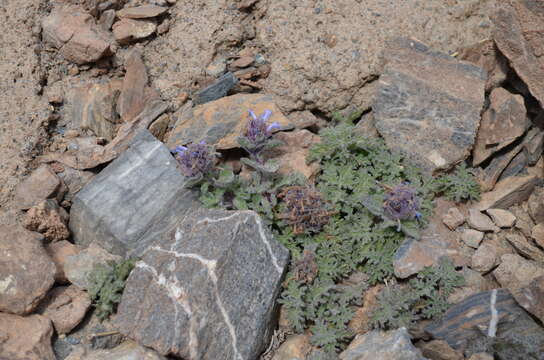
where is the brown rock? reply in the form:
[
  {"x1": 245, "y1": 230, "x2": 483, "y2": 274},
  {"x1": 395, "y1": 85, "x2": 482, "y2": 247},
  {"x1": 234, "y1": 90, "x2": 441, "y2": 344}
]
[
  {"x1": 531, "y1": 223, "x2": 544, "y2": 248},
  {"x1": 37, "y1": 285, "x2": 91, "y2": 334},
  {"x1": 231, "y1": 56, "x2": 254, "y2": 69},
  {"x1": 525, "y1": 127, "x2": 544, "y2": 165},
  {"x1": 267, "y1": 130, "x2": 321, "y2": 180},
  {"x1": 349, "y1": 284, "x2": 383, "y2": 334},
  {"x1": 417, "y1": 340, "x2": 463, "y2": 360},
  {"x1": 41, "y1": 5, "x2": 111, "y2": 65},
  {"x1": 467, "y1": 209, "x2": 499, "y2": 233},
  {"x1": 166, "y1": 93, "x2": 294, "y2": 150},
  {"x1": 528, "y1": 186, "x2": 544, "y2": 223},
  {"x1": 504, "y1": 231, "x2": 544, "y2": 262},
  {"x1": 476, "y1": 141, "x2": 524, "y2": 192},
  {"x1": 486, "y1": 208, "x2": 516, "y2": 228},
  {"x1": 461, "y1": 229, "x2": 484, "y2": 249},
  {"x1": 57, "y1": 166, "x2": 96, "y2": 203},
  {"x1": 468, "y1": 354, "x2": 494, "y2": 360},
  {"x1": 475, "y1": 175, "x2": 540, "y2": 210},
  {"x1": 493, "y1": 253, "x2": 544, "y2": 291},
  {"x1": 23, "y1": 199, "x2": 70, "y2": 242},
  {"x1": 472, "y1": 88, "x2": 528, "y2": 166},
  {"x1": 13, "y1": 165, "x2": 66, "y2": 210},
  {"x1": 510, "y1": 204, "x2": 536, "y2": 238},
  {"x1": 511, "y1": 275, "x2": 544, "y2": 324},
  {"x1": 117, "y1": 5, "x2": 168, "y2": 19},
  {"x1": 99, "y1": 9, "x2": 116, "y2": 31},
  {"x1": 0, "y1": 313, "x2": 55, "y2": 360},
  {"x1": 0, "y1": 225, "x2": 56, "y2": 315},
  {"x1": 442, "y1": 207, "x2": 465, "y2": 230},
  {"x1": 471, "y1": 242, "x2": 498, "y2": 273},
  {"x1": 113, "y1": 18, "x2": 156, "y2": 44},
  {"x1": 271, "y1": 334, "x2": 311, "y2": 360},
  {"x1": 65, "y1": 340, "x2": 167, "y2": 360},
  {"x1": 149, "y1": 113, "x2": 171, "y2": 141},
  {"x1": 118, "y1": 49, "x2": 148, "y2": 122},
  {"x1": 45, "y1": 240, "x2": 82, "y2": 284},
  {"x1": 498, "y1": 147, "x2": 529, "y2": 182},
  {"x1": 493, "y1": 1, "x2": 544, "y2": 107},
  {"x1": 374, "y1": 38, "x2": 486, "y2": 174}
]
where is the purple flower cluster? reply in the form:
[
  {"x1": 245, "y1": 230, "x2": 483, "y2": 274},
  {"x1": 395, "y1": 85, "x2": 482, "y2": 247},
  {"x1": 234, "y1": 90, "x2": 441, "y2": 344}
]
[
  {"x1": 172, "y1": 141, "x2": 215, "y2": 178},
  {"x1": 241, "y1": 109, "x2": 280, "y2": 155},
  {"x1": 383, "y1": 183, "x2": 421, "y2": 221}
]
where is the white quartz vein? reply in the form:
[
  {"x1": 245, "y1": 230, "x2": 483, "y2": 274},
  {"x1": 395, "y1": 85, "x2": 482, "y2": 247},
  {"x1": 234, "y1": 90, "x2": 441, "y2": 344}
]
[
  {"x1": 488, "y1": 289, "x2": 498, "y2": 338},
  {"x1": 251, "y1": 212, "x2": 283, "y2": 274}
]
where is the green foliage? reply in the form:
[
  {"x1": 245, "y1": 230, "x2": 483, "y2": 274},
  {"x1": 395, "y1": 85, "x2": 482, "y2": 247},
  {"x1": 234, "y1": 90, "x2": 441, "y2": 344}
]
[
  {"x1": 370, "y1": 257, "x2": 464, "y2": 329},
  {"x1": 88, "y1": 258, "x2": 137, "y2": 321},
  {"x1": 435, "y1": 163, "x2": 481, "y2": 202}
]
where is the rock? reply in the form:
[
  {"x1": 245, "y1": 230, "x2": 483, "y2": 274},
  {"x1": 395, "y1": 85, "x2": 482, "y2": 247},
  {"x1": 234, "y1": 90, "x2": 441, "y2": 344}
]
[
  {"x1": 493, "y1": 1, "x2": 544, "y2": 107},
  {"x1": 471, "y1": 242, "x2": 498, "y2": 273},
  {"x1": 425, "y1": 289, "x2": 544, "y2": 358},
  {"x1": 348, "y1": 284, "x2": 383, "y2": 334},
  {"x1": 417, "y1": 340, "x2": 463, "y2": 360},
  {"x1": 511, "y1": 204, "x2": 536, "y2": 238},
  {"x1": 113, "y1": 18, "x2": 156, "y2": 44},
  {"x1": 0, "y1": 313, "x2": 55, "y2": 360},
  {"x1": 193, "y1": 72, "x2": 238, "y2": 105},
  {"x1": 442, "y1": 207, "x2": 465, "y2": 230},
  {"x1": 205, "y1": 58, "x2": 227, "y2": 77},
  {"x1": 461, "y1": 229, "x2": 484, "y2": 249},
  {"x1": 99, "y1": 9, "x2": 116, "y2": 31},
  {"x1": 475, "y1": 175, "x2": 540, "y2": 210},
  {"x1": 231, "y1": 56, "x2": 254, "y2": 69},
  {"x1": 42, "y1": 5, "x2": 112, "y2": 64},
  {"x1": 0, "y1": 225, "x2": 56, "y2": 315},
  {"x1": 57, "y1": 166, "x2": 96, "y2": 203},
  {"x1": 13, "y1": 164, "x2": 66, "y2": 210},
  {"x1": 117, "y1": 5, "x2": 168, "y2": 19},
  {"x1": 504, "y1": 231, "x2": 544, "y2": 262},
  {"x1": 166, "y1": 93, "x2": 294, "y2": 150},
  {"x1": 477, "y1": 141, "x2": 524, "y2": 192},
  {"x1": 528, "y1": 186, "x2": 544, "y2": 223},
  {"x1": 394, "y1": 199, "x2": 468, "y2": 278},
  {"x1": 64, "y1": 242, "x2": 122, "y2": 290},
  {"x1": 531, "y1": 223, "x2": 544, "y2": 248},
  {"x1": 65, "y1": 341, "x2": 167, "y2": 360},
  {"x1": 467, "y1": 209, "x2": 499, "y2": 233},
  {"x1": 115, "y1": 209, "x2": 290, "y2": 359},
  {"x1": 37, "y1": 285, "x2": 91, "y2": 334},
  {"x1": 486, "y1": 208, "x2": 516, "y2": 228},
  {"x1": 493, "y1": 253, "x2": 544, "y2": 291},
  {"x1": 271, "y1": 334, "x2": 311, "y2": 360},
  {"x1": 149, "y1": 113, "x2": 171, "y2": 141},
  {"x1": 374, "y1": 38, "x2": 485, "y2": 174},
  {"x1": 511, "y1": 275, "x2": 544, "y2": 324},
  {"x1": 525, "y1": 128, "x2": 544, "y2": 165},
  {"x1": 498, "y1": 148, "x2": 529, "y2": 182},
  {"x1": 472, "y1": 88, "x2": 528, "y2": 166},
  {"x1": 467, "y1": 354, "x2": 493, "y2": 360},
  {"x1": 118, "y1": 49, "x2": 149, "y2": 122},
  {"x1": 457, "y1": 39, "x2": 509, "y2": 92},
  {"x1": 23, "y1": 199, "x2": 70, "y2": 242},
  {"x1": 70, "y1": 130, "x2": 199, "y2": 257},
  {"x1": 339, "y1": 328, "x2": 426, "y2": 360},
  {"x1": 45, "y1": 240, "x2": 82, "y2": 284}
]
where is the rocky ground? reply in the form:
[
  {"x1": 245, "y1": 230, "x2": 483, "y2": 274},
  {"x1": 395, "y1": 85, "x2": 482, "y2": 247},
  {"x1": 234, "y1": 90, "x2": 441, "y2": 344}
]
[{"x1": 2, "y1": 0, "x2": 544, "y2": 359}]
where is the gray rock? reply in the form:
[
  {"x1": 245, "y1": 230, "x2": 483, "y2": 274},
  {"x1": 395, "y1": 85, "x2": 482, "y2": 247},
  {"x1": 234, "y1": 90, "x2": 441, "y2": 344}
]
[
  {"x1": 65, "y1": 341, "x2": 167, "y2": 360},
  {"x1": 64, "y1": 243, "x2": 121, "y2": 290},
  {"x1": 69, "y1": 130, "x2": 199, "y2": 257},
  {"x1": 374, "y1": 38, "x2": 486, "y2": 173},
  {"x1": 339, "y1": 328, "x2": 426, "y2": 360},
  {"x1": 193, "y1": 72, "x2": 238, "y2": 105},
  {"x1": 115, "y1": 209, "x2": 289, "y2": 359}
]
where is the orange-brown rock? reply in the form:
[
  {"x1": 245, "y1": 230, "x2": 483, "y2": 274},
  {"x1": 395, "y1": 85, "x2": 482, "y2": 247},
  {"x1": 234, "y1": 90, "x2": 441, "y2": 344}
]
[
  {"x1": 0, "y1": 313, "x2": 55, "y2": 360},
  {"x1": 23, "y1": 199, "x2": 70, "y2": 242}
]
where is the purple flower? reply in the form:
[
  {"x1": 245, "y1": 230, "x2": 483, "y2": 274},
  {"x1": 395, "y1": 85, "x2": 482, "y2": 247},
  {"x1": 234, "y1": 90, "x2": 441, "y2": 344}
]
[
  {"x1": 173, "y1": 141, "x2": 215, "y2": 178},
  {"x1": 383, "y1": 183, "x2": 420, "y2": 221},
  {"x1": 244, "y1": 109, "x2": 278, "y2": 143}
]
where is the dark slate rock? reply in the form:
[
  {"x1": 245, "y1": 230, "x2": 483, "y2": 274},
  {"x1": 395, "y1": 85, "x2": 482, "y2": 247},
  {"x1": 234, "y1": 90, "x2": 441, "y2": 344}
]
[
  {"x1": 193, "y1": 72, "x2": 238, "y2": 105},
  {"x1": 115, "y1": 209, "x2": 290, "y2": 360},
  {"x1": 425, "y1": 289, "x2": 544, "y2": 359},
  {"x1": 374, "y1": 37, "x2": 486, "y2": 174},
  {"x1": 69, "y1": 130, "x2": 199, "y2": 257}
]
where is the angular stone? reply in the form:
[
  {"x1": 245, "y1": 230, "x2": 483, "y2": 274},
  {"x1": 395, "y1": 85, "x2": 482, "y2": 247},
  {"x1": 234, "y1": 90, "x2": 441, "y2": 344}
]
[
  {"x1": 13, "y1": 165, "x2": 66, "y2": 210},
  {"x1": 64, "y1": 242, "x2": 122, "y2": 290},
  {"x1": 115, "y1": 209, "x2": 289, "y2": 359},
  {"x1": 0, "y1": 313, "x2": 55, "y2": 360},
  {"x1": 493, "y1": 1, "x2": 544, "y2": 107},
  {"x1": 348, "y1": 284, "x2": 383, "y2": 335},
  {"x1": 42, "y1": 5, "x2": 112, "y2": 64},
  {"x1": 467, "y1": 209, "x2": 499, "y2": 232},
  {"x1": 167, "y1": 93, "x2": 294, "y2": 150},
  {"x1": 65, "y1": 341, "x2": 167, "y2": 360},
  {"x1": 511, "y1": 204, "x2": 536, "y2": 238},
  {"x1": 468, "y1": 354, "x2": 493, "y2": 360},
  {"x1": 37, "y1": 285, "x2": 91, "y2": 334},
  {"x1": 0, "y1": 225, "x2": 56, "y2": 315},
  {"x1": 45, "y1": 240, "x2": 82, "y2": 284},
  {"x1": 271, "y1": 334, "x2": 311, "y2": 360},
  {"x1": 504, "y1": 231, "x2": 544, "y2": 262},
  {"x1": 57, "y1": 166, "x2": 96, "y2": 203},
  {"x1": 528, "y1": 186, "x2": 544, "y2": 223},
  {"x1": 113, "y1": 18, "x2": 156, "y2": 44},
  {"x1": 475, "y1": 175, "x2": 540, "y2": 210},
  {"x1": 117, "y1": 5, "x2": 168, "y2": 19},
  {"x1": 498, "y1": 148, "x2": 529, "y2": 182},
  {"x1": 23, "y1": 199, "x2": 70, "y2": 242},
  {"x1": 417, "y1": 340, "x2": 463, "y2": 360},
  {"x1": 525, "y1": 128, "x2": 544, "y2": 165},
  {"x1": 149, "y1": 113, "x2": 171, "y2": 141},
  {"x1": 472, "y1": 88, "x2": 528, "y2": 166},
  {"x1": 486, "y1": 208, "x2": 516, "y2": 228},
  {"x1": 70, "y1": 130, "x2": 199, "y2": 257},
  {"x1": 118, "y1": 49, "x2": 148, "y2": 122},
  {"x1": 531, "y1": 223, "x2": 544, "y2": 248},
  {"x1": 193, "y1": 72, "x2": 238, "y2": 105},
  {"x1": 461, "y1": 229, "x2": 484, "y2": 249},
  {"x1": 511, "y1": 275, "x2": 544, "y2": 324},
  {"x1": 458, "y1": 39, "x2": 509, "y2": 92},
  {"x1": 442, "y1": 207, "x2": 465, "y2": 230},
  {"x1": 231, "y1": 56, "x2": 254, "y2": 69},
  {"x1": 471, "y1": 242, "x2": 498, "y2": 273},
  {"x1": 99, "y1": 9, "x2": 116, "y2": 31},
  {"x1": 339, "y1": 328, "x2": 426, "y2": 360},
  {"x1": 493, "y1": 253, "x2": 544, "y2": 291},
  {"x1": 477, "y1": 141, "x2": 524, "y2": 192},
  {"x1": 374, "y1": 37, "x2": 486, "y2": 174}
]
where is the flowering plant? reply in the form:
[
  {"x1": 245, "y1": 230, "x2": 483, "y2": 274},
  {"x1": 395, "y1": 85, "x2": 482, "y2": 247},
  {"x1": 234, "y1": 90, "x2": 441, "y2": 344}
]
[
  {"x1": 237, "y1": 109, "x2": 281, "y2": 164},
  {"x1": 172, "y1": 141, "x2": 216, "y2": 180}
]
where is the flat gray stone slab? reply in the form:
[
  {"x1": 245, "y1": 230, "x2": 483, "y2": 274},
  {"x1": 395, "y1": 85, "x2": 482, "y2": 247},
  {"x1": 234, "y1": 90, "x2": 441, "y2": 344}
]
[
  {"x1": 115, "y1": 209, "x2": 289, "y2": 360},
  {"x1": 69, "y1": 130, "x2": 199, "y2": 257},
  {"x1": 374, "y1": 37, "x2": 486, "y2": 173}
]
